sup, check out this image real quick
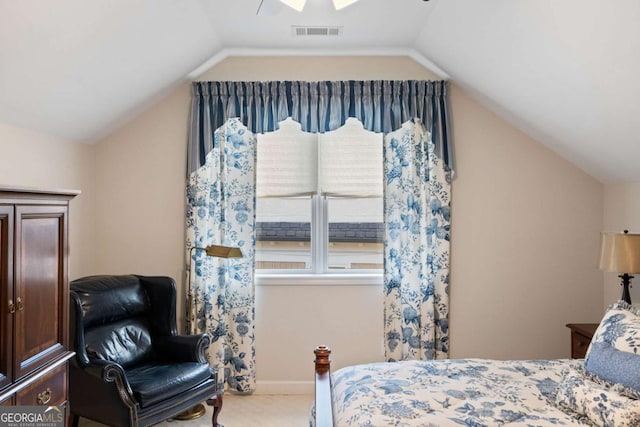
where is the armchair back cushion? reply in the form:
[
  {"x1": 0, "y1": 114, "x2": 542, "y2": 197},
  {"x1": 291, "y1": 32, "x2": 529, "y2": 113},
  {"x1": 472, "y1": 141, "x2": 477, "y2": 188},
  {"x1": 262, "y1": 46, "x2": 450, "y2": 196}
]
[
  {"x1": 80, "y1": 276, "x2": 149, "y2": 327},
  {"x1": 73, "y1": 275, "x2": 155, "y2": 368},
  {"x1": 85, "y1": 318, "x2": 154, "y2": 368}
]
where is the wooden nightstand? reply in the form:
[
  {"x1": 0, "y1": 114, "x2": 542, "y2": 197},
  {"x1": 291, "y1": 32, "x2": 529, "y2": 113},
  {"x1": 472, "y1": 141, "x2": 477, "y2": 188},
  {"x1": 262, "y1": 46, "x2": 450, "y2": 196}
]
[{"x1": 566, "y1": 323, "x2": 599, "y2": 359}]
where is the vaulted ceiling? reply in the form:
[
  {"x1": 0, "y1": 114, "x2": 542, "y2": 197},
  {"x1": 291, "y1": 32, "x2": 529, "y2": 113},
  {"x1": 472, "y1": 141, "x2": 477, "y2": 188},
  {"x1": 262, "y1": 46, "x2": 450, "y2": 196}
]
[{"x1": 1, "y1": 0, "x2": 638, "y2": 182}]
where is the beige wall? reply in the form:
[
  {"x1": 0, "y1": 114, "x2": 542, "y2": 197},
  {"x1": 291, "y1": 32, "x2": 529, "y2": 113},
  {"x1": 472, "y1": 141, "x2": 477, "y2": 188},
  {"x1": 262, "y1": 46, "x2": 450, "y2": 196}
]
[
  {"x1": 0, "y1": 123, "x2": 96, "y2": 279},
  {"x1": 92, "y1": 56, "x2": 604, "y2": 392},
  {"x1": 93, "y1": 85, "x2": 190, "y2": 280},
  {"x1": 603, "y1": 183, "x2": 640, "y2": 308},
  {"x1": 449, "y1": 85, "x2": 604, "y2": 358}
]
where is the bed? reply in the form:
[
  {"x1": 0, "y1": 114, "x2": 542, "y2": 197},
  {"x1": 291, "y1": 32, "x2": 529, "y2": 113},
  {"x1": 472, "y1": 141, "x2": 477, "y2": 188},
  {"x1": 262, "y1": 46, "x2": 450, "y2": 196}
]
[{"x1": 312, "y1": 301, "x2": 640, "y2": 427}]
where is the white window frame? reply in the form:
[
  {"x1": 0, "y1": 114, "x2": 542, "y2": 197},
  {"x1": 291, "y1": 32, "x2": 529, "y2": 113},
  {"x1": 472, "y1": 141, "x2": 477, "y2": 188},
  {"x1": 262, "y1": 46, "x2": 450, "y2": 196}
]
[
  {"x1": 256, "y1": 194, "x2": 384, "y2": 286},
  {"x1": 255, "y1": 118, "x2": 384, "y2": 286},
  {"x1": 312, "y1": 194, "x2": 328, "y2": 273}
]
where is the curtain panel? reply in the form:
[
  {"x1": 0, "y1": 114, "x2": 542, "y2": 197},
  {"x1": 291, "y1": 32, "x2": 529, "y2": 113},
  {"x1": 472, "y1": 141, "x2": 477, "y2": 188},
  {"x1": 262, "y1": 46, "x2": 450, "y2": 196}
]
[
  {"x1": 185, "y1": 119, "x2": 257, "y2": 393},
  {"x1": 383, "y1": 121, "x2": 451, "y2": 361},
  {"x1": 188, "y1": 80, "x2": 453, "y2": 176}
]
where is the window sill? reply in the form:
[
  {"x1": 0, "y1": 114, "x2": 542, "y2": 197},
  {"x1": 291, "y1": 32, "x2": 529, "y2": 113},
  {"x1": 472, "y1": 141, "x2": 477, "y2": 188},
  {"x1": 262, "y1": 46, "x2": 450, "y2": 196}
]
[{"x1": 255, "y1": 273, "x2": 383, "y2": 286}]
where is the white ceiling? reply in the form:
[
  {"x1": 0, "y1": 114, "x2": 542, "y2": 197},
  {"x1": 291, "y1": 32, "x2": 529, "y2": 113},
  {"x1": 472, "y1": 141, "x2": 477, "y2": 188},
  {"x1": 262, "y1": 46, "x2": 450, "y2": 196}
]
[{"x1": 1, "y1": 0, "x2": 639, "y2": 183}]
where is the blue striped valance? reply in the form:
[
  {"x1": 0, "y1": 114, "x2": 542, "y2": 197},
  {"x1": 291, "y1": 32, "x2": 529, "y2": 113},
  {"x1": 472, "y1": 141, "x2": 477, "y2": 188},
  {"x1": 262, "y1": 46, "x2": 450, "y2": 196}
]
[{"x1": 188, "y1": 80, "x2": 453, "y2": 175}]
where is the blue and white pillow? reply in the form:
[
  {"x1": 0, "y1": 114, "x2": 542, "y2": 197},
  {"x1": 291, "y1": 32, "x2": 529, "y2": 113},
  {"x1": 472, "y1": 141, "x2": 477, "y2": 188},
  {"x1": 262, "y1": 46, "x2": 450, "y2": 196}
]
[
  {"x1": 554, "y1": 368, "x2": 640, "y2": 427},
  {"x1": 585, "y1": 341, "x2": 640, "y2": 393},
  {"x1": 585, "y1": 301, "x2": 640, "y2": 395},
  {"x1": 586, "y1": 300, "x2": 640, "y2": 359}
]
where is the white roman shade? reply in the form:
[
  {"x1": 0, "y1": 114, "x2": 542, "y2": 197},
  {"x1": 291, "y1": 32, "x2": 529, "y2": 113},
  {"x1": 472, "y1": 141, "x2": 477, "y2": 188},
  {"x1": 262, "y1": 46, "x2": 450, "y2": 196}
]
[
  {"x1": 257, "y1": 117, "x2": 383, "y2": 198},
  {"x1": 319, "y1": 118, "x2": 383, "y2": 197},
  {"x1": 256, "y1": 118, "x2": 317, "y2": 198}
]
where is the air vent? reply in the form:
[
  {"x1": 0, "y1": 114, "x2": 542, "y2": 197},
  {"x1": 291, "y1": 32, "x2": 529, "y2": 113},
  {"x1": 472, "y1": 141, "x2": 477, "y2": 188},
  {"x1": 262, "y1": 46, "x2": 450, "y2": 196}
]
[{"x1": 292, "y1": 26, "x2": 342, "y2": 36}]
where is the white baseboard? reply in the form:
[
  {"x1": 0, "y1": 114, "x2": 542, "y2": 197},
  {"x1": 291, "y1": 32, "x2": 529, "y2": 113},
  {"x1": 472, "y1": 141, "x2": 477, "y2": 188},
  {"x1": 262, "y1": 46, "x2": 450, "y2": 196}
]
[{"x1": 254, "y1": 380, "x2": 314, "y2": 395}]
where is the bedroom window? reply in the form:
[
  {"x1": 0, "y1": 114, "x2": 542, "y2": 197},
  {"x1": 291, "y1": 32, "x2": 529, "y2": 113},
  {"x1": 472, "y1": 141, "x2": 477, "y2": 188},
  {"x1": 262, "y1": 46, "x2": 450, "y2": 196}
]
[{"x1": 255, "y1": 118, "x2": 383, "y2": 275}]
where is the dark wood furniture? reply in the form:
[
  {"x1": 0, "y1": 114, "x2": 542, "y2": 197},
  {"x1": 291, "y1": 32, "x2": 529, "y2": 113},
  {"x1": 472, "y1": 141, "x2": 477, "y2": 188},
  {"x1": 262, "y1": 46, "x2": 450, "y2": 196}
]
[
  {"x1": 566, "y1": 323, "x2": 599, "y2": 359},
  {"x1": 0, "y1": 186, "x2": 78, "y2": 414},
  {"x1": 314, "y1": 345, "x2": 333, "y2": 427}
]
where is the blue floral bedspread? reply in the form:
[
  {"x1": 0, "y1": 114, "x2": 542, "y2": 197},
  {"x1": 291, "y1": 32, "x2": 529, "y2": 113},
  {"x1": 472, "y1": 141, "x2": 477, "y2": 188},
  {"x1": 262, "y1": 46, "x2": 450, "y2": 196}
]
[{"x1": 326, "y1": 358, "x2": 590, "y2": 426}]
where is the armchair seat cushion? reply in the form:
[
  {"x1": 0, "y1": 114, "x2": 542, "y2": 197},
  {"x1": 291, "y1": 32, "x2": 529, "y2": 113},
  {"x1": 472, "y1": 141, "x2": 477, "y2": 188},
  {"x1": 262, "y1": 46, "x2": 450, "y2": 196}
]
[{"x1": 126, "y1": 362, "x2": 213, "y2": 408}]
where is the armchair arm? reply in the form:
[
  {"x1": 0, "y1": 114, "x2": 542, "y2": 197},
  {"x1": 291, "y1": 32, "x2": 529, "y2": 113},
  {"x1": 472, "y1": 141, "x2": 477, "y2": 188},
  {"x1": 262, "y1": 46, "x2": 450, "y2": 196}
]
[
  {"x1": 154, "y1": 334, "x2": 210, "y2": 363},
  {"x1": 74, "y1": 359, "x2": 138, "y2": 409}
]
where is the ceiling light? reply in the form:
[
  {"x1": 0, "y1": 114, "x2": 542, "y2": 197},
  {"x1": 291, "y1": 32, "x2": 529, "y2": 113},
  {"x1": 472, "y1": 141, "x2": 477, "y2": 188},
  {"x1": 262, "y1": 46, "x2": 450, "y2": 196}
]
[
  {"x1": 279, "y1": 0, "x2": 306, "y2": 12},
  {"x1": 332, "y1": 0, "x2": 360, "y2": 10}
]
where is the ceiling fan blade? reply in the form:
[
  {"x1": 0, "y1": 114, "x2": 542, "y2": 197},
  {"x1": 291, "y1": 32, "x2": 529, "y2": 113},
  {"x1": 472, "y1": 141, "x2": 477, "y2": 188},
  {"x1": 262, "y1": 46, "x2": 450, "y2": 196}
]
[{"x1": 257, "y1": 0, "x2": 284, "y2": 16}]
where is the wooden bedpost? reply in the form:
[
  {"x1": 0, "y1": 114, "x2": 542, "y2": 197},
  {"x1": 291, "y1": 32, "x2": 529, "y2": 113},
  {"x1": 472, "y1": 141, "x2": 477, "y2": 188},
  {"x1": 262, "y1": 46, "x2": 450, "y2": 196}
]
[
  {"x1": 315, "y1": 345, "x2": 331, "y2": 374},
  {"x1": 314, "y1": 345, "x2": 334, "y2": 427}
]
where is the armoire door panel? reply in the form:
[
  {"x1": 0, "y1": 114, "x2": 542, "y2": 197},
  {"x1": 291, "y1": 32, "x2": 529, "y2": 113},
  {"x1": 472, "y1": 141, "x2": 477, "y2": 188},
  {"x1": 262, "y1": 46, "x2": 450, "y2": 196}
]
[
  {"x1": 0, "y1": 206, "x2": 13, "y2": 390},
  {"x1": 14, "y1": 205, "x2": 67, "y2": 380}
]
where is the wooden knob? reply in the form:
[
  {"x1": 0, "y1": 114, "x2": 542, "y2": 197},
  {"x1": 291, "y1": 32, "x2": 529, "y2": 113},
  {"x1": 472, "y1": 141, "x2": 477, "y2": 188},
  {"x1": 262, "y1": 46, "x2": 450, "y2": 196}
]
[{"x1": 314, "y1": 345, "x2": 331, "y2": 374}]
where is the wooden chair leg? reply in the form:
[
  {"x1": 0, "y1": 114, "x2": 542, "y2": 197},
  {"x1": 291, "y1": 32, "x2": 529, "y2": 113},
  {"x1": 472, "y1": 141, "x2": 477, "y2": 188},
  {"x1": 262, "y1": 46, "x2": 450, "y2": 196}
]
[{"x1": 207, "y1": 393, "x2": 223, "y2": 427}]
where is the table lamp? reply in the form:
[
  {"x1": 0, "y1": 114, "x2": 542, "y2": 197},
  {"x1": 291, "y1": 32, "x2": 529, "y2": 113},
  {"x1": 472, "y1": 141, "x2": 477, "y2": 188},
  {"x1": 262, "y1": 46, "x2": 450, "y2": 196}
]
[{"x1": 599, "y1": 230, "x2": 640, "y2": 305}]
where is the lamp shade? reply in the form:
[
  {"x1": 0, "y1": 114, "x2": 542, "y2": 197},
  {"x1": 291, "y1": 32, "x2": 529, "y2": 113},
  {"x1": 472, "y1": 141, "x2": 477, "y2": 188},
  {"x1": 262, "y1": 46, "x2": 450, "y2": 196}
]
[
  {"x1": 203, "y1": 244, "x2": 243, "y2": 259},
  {"x1": 599, "y1": 231, "x2": 640, "y2": 273}
]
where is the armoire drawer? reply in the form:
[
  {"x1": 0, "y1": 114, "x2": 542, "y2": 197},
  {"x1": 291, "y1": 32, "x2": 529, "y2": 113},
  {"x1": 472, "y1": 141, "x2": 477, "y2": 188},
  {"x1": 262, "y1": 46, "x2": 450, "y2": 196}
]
[{"x1": 16, "y1": 364, "x2": 67, "y2": 406}]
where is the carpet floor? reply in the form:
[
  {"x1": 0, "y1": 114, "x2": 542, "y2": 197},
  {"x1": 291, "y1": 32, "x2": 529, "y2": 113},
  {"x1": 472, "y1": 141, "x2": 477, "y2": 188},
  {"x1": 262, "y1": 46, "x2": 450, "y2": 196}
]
[{"x1": 78, "y1": 394, "x2": 313, "y2": 427}]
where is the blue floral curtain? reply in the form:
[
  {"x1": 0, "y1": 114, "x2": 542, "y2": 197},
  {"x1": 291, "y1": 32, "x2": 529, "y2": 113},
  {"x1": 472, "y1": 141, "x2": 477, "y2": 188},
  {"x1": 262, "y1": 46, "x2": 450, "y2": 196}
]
[
  {"x1": 185, "y1": 118, "x2": 256, "y2": 393},
  {"x1": 383, "y1": 120, "x2": 451, "y2": 361},
  {"x1": 188, "y1": 80, "x2": 453, "y2": 369}
]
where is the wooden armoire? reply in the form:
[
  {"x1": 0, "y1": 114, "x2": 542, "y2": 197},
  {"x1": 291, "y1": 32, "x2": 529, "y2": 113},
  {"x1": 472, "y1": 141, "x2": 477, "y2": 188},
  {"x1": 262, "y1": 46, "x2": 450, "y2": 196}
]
[{"x1": 0, "y1": 186, "x2": 78, "y2": 410}]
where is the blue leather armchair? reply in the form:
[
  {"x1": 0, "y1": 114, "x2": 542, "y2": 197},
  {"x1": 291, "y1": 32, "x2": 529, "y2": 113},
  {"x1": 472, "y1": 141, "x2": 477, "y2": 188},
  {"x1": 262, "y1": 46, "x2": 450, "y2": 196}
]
[{"x1": 69, "y1": 275, "x2": 222, "y2": 427}]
